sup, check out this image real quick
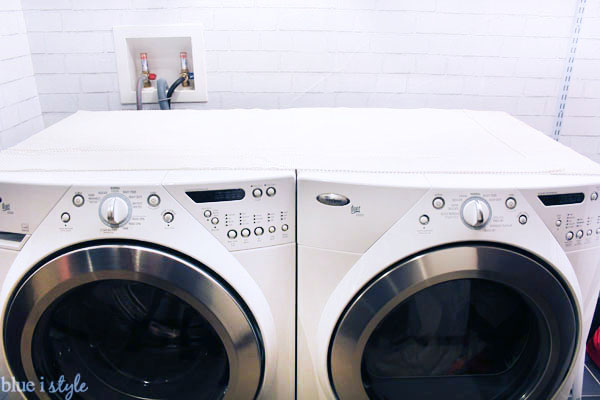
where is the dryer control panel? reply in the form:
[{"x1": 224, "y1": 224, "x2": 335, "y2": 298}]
[
  {"x1": 414, "y1": 190, "x2": 528, "y2": 235},
  {"x1": 414, "y1": 186, "x2": 600, "y2": 252}
]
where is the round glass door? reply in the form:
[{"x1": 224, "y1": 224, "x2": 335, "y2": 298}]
[
  {"x1": 362, "y1": 279, "x2": 546, "y2": 399},
  {"x1": 5, "y1": 243, "x2": 264, "y2": 400},
  {"x1": 329, "y1": 244, "x2": 579, "y2": 400},
  {"x1": 32, "y1": 280, "x2": 229, "y2": 399}
]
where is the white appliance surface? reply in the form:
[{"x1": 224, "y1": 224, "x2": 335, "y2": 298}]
[{"x1": 0, "y1": 108, "x2": 598, "y2": 175}]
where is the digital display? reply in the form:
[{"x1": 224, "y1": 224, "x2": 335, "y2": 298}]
[
  {"x1": 538, "y1": 193, "x2": 585, "y2": 206},
  {"x1": 186, "y1": 189, "x2": 245, "y2": 203}
]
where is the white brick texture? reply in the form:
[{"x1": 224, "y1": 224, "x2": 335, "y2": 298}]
[
  {"x1": 0, "y1": 0, "x2": 43, "y2": 148},
  {"x1": 8, "y1": 0, "x2": 600, "y2": 162}
]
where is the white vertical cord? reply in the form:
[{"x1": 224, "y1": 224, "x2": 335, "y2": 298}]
[{"x1": 552, "y1": 0, "x2": 587, "y2": 141}]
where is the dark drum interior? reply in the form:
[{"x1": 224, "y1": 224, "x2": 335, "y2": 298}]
[
  {"x1": 361, "y1": 279, "x2": 549, "y2": 400},
  {"x1": 31, "y1": 280, "x2": 229, "y2": 400}
]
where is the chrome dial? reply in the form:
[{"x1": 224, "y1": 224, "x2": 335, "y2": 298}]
[
  {"x1": 100, "y1": 195, "x2": 131, "y2": 227},
  {"x1": 461, "y1": 197, "x2": 491, "y2": 229}
]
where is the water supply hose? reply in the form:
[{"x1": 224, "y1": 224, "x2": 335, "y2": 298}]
[{"x1": 136, "y1": 76, "x2": 145, "y2": 110}]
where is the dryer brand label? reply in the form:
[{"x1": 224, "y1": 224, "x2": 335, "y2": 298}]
[{"x1": 317, "y1": 193, "x2": 350, "y2": 206}]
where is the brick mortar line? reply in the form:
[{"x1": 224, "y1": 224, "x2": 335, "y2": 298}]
[{"x1": 0, "y1": 111, "x2": 42, "y2": 132}]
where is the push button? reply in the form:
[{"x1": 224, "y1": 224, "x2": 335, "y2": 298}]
[
  {"x1": 211, "y1": 217, "x2": 219, "y2": 225},
  {"x1": 203, "y1": 210, "x2": 212, "y2": 218},
  {"x1": 268, "y1": 226, "x2": 276, "y2": 233},
  {"x1": 163, "y1": 212, "x2": 174, "y2": 224},
  {"x1": 505, "y1": 197, "x2": 517, "y2": 209},
  {"x1": 241, "y1": 228, "x2": 251, "y2": 237},
  {"x1": 518, "y1": 214, "x2": 527, "y2": 225},
  {"x1": 147, "y1": 194, "x2": 160, "y2": 207},
  {"x1": 576, "y1": 230, "x2": 584, "y2": 239},
  {"x1": 227, "y1": 230, "x2": 237, "y2": 239},
  {"x1": 566, "y1": 231, "x2": 574, "y2": 241},
  {"x1": 432, "y1": 197, "x2": 445, "y2": 209},
  {"x1": 252, "y1": 188, "x2": 263, "y2": 198},
  {"x1": 419, "y1": 215, "x2": 430, "y2": 225},
  {"x1": 266, "y1": 187, "x2": 276, "y2": 197},
  {"x1": 254, "y1": 227, "x2": 264, "y2": 236},
  {"x1": 72, "y1": 194, "x2": 85, "y2": 207},
  {"x1": 281, "y1": 224, "x2": 289, "y2": 232},
  {"x1": 61, "y1": 212, "x2": 71, "y2": 223}
]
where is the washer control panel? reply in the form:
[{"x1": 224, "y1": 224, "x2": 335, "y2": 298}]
[
  {"x1": 165, "y1": 176, "x2": 295, "y2": 251},
  {"x1": 51, "y1": 175, "x2": 295, "y2": 252},
  {"x1": 57, "y1": 186, "x2": 172, "y2": 235},
  {"x1": 534, "y1": 188, "x2": 600, "y2": 251}
]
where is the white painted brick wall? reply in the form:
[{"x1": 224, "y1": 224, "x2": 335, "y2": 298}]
[
  {"x1": 12, "y1": 0, "x2": 600, "y2": 163},
  {"x1": 0, "y1": 0, "x2": 43, "y2": 148}
]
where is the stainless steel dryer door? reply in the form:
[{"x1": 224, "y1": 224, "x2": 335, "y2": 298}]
[
  {"x1": 329, "y1": 244, "x2": 579, "y2": 400},
  {"x1": 4, "y1": 243, "x2": 264, "y2": 400}
]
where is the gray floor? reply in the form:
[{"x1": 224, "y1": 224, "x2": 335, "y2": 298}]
[{"x1": 582, "y1": 354, "x2": 600, "y2": 399}]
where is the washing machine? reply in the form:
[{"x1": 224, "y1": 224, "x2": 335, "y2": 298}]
[
  {"x1": 294, "y1": 111, "x2": 600, "y2": 400},
  {"x1": 0, "y1": 169, "x2": 296, "y2": 400},
  {"x1": 0, "y1": 168, "x2": 295, "y2": 400}
]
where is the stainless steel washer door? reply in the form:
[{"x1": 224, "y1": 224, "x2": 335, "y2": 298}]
[
  {"x1": 329, "y1": 244, "x2": 579, "y2": 400},
  {"x1": 4, "y1": 243, "x2": 264, "y2": 400}
]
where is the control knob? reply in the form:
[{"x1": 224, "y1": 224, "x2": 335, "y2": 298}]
[
  {"x1": 461, "y1": 197, "x2": 491, "y2": 229},
  {"x1": 100, "y1": 195, "x2": 130, "y2": 227}
]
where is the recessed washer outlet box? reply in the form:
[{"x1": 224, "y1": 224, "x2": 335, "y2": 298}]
[{"x1": 113, "y1": 25, "x2": 208, "y2": 105}]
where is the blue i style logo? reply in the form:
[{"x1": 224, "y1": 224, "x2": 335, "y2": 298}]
[{"x1": 1, "y1": 374, "x2": 88, "y2": 400}]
